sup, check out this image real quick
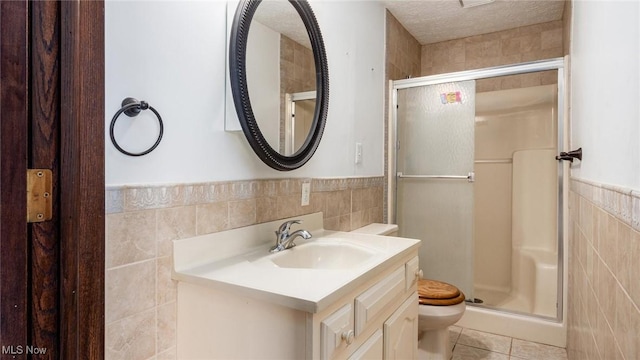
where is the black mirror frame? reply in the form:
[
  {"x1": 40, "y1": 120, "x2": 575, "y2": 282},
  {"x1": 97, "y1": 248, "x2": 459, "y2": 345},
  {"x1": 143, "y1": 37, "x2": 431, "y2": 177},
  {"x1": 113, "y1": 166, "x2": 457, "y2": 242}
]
[{"x1": 229, "y1": 0, "x2": 329, "y2": 171}]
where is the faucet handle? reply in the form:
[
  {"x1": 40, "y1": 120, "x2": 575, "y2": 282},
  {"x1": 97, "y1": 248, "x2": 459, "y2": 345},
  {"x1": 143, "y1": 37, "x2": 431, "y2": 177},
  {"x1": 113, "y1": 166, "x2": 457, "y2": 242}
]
[{"x1": 278, "y1": 219, "x2": 302, "y2": 234}]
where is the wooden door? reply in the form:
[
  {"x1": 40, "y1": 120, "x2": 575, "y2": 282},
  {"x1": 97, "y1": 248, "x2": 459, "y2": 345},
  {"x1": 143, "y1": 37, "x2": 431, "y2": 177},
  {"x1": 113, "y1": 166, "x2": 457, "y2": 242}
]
[{"x1": 0, "y1": 1, "x2": 105, "y2": 358}]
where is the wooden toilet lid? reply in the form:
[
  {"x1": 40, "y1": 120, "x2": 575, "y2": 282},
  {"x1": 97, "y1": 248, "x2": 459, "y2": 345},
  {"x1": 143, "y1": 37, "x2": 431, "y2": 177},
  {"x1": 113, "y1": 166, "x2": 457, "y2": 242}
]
[{"x1": 418, "y1": 279, "x2": 466, "y2": 306}]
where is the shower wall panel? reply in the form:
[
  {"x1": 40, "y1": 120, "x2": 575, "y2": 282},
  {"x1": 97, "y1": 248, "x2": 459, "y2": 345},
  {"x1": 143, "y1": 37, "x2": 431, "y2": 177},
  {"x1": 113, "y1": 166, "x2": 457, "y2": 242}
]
[{"x1": 474, "y1": 84, "x2": 558, "y2": 298}]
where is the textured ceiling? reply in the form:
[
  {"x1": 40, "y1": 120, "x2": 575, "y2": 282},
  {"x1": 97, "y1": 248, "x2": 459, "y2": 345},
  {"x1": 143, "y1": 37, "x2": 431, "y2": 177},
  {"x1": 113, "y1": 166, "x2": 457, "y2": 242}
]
[
  {"x1": 382, "y1": 0, "x2": 566, "y2": 45},
  {"x1": 253, "y1": 1, "x2": 311, "y2": 48},
  {"x1": 252, "y1": 0, "x2": 565, "y2": 47}
]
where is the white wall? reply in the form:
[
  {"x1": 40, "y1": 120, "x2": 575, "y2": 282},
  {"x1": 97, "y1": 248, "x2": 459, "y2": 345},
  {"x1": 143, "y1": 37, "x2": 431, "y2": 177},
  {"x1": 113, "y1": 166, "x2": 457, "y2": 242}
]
[
  {"x1": 245, "y1": 20, "x2": 280, "y2": 148},
  {"x1": 105, "y1": 0, "x2": 385, "y2": 186},
  {"x1": 570, "y1": 0, "x2": 640, "y2": 190}
]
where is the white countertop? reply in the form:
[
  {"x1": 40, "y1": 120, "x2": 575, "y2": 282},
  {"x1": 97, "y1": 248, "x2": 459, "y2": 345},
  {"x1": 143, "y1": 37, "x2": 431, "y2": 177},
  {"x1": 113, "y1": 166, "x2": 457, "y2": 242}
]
[{"x1": 172, "y1": 213, "x2": 420, "y2": 313}]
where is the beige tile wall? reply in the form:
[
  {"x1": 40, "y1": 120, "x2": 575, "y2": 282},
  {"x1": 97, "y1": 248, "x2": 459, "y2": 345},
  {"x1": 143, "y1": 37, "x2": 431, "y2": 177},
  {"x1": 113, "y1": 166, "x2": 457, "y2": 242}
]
[
  {"x1": 568, "y1": 178, "x2": 640, "y2": 360},
  {"x1": 421, "y1": 20, "x2": 564, "y2": 76},
  {"x1": 280, "y1": 34, "x2": 315, "y2": 93},
  {"x1": 104, "y1": 176, "x2": 383, "y2": 360},
  {"x1": 279, "y1": 35, "x2": 315, "y2": 152},
  {"x1": 422, "y1": 20, "x2": 563, "y2": 93},
  {"x1": 386, "y1": 11, "x2": 422, "y2": 81}
]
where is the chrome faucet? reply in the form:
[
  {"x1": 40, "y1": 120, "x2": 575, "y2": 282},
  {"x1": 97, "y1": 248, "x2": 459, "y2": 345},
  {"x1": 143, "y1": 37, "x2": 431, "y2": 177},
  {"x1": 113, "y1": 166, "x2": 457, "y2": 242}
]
[{"x1": 269, "y1": 220, "x2": 312, "y2": 253}]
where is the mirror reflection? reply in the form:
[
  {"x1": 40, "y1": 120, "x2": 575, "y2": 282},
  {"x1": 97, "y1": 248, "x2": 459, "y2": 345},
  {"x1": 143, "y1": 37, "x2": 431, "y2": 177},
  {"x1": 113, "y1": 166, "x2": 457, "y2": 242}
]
[{"x1": 246, "y1": 0, "x2": 316, "y2": 156}]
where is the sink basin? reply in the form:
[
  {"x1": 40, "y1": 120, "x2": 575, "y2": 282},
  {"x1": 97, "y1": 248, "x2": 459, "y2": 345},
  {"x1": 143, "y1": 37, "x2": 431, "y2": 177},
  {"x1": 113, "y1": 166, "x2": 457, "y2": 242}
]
[
  {"x1": 267, "y1": 241, "x2": 377, "y2": 269},
  {"x1": 173, "y1": 212, "x2": 421, "y2": 313}
]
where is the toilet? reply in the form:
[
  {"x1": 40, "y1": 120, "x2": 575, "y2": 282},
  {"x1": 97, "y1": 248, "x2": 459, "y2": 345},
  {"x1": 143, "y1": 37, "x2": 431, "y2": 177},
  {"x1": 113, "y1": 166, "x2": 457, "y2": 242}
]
[
  {"x1": 351, "y1": 223, "x2": 466, "y2": 360},
  {"x1": 416, "y1": 279, "x2": 466, "y2": 360}
]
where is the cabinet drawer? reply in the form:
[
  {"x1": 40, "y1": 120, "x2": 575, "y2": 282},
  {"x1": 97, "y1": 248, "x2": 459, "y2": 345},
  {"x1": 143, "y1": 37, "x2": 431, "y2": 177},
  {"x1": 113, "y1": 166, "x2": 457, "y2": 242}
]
[
  {"x1": 321, "y1": 303, "x2": 354, "y2": 360},
  {"x1": 347, "y1": 329, "x2": 383, "y2": 360},
  {"x1": 354, "y1": 266, "x2": 405, "y2": 335},
  {"x1": 405, "y1": 256, "x2": 420, "y2": 291}
]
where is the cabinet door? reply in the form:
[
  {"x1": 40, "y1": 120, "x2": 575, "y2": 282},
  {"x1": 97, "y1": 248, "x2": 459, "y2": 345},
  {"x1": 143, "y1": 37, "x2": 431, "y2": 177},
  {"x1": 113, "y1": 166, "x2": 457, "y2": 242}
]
[
  {"x1": 405, "y1": 256, "x2": 420, "y2": 291},
  {"x1": 383, "y1": 295, "x2": 418, "y2": 360},
  {"x1": 321, "y1": 303, "x2": 354, "y2": 360},
  {"x1": 348, "y1": 329, "x2": 383, "y2": 360}
]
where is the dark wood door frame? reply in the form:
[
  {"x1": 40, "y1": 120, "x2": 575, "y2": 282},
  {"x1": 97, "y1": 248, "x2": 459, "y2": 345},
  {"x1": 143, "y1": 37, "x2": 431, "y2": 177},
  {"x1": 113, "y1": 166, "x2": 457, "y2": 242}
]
[
  {"x1": 59, "y1": 1, "x2": 105, "y2": 358},
  {"x1": 0, "y1": 0, "x2": 30, "y2": 353},
  {"x1": 1, "y1": 1, "x2": 105, "y2": 358}
]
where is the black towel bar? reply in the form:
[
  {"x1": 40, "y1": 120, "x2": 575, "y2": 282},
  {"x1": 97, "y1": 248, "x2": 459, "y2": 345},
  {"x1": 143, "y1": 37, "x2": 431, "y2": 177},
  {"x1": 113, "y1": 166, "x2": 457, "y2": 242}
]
[{"x1": 109, "y1": 97, "x2": 164, "y2": 157}]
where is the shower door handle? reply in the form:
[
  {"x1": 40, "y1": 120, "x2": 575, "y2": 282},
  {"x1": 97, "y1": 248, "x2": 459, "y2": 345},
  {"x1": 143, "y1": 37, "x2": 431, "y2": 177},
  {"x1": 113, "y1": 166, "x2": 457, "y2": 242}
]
[
  {"x1": 397, "y1": 172, "x2": 475, "y2": 183},
  {"x1": 555, "y1": 147, "x2": 582, "y2": 163}
]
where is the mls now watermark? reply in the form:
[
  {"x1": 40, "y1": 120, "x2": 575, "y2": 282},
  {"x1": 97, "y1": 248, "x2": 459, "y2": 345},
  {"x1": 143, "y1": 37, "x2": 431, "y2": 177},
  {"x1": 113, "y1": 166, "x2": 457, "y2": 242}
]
[{"x1": 2, "y1": 345, "x2": 48, "y2": 355}]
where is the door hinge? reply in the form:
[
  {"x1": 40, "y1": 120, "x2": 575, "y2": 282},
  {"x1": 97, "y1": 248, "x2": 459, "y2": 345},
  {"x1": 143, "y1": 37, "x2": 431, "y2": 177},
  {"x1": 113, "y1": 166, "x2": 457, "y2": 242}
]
[{"x1": 27, "y1": 169, "x2": 53, "y2": 223}]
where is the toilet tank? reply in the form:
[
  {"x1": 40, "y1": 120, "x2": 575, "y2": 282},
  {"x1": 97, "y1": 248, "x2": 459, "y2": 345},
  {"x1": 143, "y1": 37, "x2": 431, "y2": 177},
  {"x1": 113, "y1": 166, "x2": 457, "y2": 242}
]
[{"x1": 351, "y1": 223, "x2": 399, "y2": 237}]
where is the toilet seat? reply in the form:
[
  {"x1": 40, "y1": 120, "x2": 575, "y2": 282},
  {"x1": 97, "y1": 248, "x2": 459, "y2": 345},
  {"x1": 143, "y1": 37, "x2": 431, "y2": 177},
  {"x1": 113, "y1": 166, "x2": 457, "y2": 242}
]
[{"x1": 418, "y1": 279, "x2": 465, "y2": 306}]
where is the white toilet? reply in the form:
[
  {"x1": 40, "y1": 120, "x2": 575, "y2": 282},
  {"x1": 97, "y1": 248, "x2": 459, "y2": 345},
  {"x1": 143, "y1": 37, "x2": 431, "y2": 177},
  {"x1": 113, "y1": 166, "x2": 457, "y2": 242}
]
[
  {"x1": 351, "y1": 223, "x2": 466, "y2": 360},
  {"x1": 416, "y1": 279, "x2": 466, "y2": 360}
]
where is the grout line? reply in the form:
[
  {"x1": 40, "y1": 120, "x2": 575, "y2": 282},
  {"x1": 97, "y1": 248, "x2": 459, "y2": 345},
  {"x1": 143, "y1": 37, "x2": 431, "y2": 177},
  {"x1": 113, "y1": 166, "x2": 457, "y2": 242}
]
[{"x1": 452, "y1": 326, "x2": 569, "y2": 360}]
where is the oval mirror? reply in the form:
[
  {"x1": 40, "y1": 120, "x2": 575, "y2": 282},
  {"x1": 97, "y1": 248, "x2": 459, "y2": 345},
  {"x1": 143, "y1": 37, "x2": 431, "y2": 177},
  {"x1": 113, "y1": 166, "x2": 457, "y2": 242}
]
[{"x1": 229, "y1": 0, "x2": 329, "y2": 171}]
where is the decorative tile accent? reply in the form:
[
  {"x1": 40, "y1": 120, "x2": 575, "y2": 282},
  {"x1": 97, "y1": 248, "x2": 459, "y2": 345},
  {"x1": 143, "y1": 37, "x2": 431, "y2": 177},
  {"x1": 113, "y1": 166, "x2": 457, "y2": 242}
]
[
  {"x1": 106, "y1": 187, "x2": 124, "y2": 213},
  {"x1": 107, "y1": 177, "x2": 385, "y2": 214},
  {"x1": 571, "y1": 177, "x2": 640, "y2": 232},
  {"x1": 632, "y1": 190, "x2": 640, "y2": 230},
  {"x1": 124, "y1": 186, "x2": 186, "y2": 212},
  {"x1": 182, "y1": 183, "x2": 207, "y2": 205},
  {"x1": 230, "y1": 180, "x2": 263, "y2": 199},
  {"x1": 262, "y1": 180, "x2": 278, "y2": 197},
  {"x1": 311, "y1": 176, "x2": 384, "y2": 192}
]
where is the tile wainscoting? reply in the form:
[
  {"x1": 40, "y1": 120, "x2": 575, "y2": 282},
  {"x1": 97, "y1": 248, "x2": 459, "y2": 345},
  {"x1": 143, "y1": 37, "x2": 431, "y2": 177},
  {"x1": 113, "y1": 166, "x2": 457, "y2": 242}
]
[
  {"x1": 104, "y1": 176, "x2": 383, "y2": 360},
  {"x1": 568, "y1": 178, "x2": 640, "y2": 360}
]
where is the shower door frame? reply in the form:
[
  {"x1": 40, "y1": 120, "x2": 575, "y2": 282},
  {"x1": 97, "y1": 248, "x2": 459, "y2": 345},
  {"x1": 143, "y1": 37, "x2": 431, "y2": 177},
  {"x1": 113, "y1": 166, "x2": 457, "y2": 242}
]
[{"x1": 388, "y1": 57, "x2": 567, "y2": 322}]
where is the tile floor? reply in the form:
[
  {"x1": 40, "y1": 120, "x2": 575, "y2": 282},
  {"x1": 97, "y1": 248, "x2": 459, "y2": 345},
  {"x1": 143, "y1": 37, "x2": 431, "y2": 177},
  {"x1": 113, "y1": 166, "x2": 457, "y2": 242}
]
[{"x1": 449, "y1": 326, "x2": 568, "y2": 360}]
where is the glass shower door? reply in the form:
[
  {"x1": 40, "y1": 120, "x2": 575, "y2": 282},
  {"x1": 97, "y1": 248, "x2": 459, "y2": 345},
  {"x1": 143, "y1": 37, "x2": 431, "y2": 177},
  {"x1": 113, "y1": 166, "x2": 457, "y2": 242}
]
[{"x1": 396, "y1": 80, "x2": 476, "y2": 299}]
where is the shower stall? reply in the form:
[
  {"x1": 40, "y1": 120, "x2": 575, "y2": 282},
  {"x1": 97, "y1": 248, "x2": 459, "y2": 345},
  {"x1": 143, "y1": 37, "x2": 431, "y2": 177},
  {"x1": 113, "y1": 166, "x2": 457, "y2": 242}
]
[{"x1": 389, "y1": 58, "x2": 567, "y2": 346}]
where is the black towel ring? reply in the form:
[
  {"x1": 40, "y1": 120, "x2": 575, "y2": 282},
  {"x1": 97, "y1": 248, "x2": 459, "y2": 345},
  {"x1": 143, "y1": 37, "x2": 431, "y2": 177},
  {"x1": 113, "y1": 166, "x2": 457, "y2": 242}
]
[{"x1": 110, "y1": 97, "x2": 164, "y2": 156}]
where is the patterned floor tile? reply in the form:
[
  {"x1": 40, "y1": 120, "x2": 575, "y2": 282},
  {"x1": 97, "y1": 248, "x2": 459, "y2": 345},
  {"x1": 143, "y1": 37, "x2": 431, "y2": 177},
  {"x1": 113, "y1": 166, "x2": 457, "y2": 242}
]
[
  {"x1": 510, "y1": 338, "x2": 568, "y2": 360},
  {"x1": 452, "y1": 344, "x2": 510, "y2": 360},
  {"x1": 457, "y1": 328, "x2": 512, "y2": 354}
]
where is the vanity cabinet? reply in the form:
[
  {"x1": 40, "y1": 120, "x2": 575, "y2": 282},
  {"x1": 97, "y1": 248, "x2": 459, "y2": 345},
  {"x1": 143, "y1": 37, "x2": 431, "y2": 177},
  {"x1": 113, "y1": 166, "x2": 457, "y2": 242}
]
[
  {"x1": 324, "y1": 292, "x2": 419, "y2": 360},
  {"x1": 383, "y1": 295, "x2": 419, "y2": 360},
  {"x1": 318, "y1": 256, "x2": 419, "y2": 360},
  {"x1": 177, "y1": 252, "x2": 420, "y2": 360}
]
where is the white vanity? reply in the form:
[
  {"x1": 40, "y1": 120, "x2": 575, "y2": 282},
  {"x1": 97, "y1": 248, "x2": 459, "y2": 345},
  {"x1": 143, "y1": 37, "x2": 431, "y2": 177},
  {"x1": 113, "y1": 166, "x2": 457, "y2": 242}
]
[{"x1": 173, "y1": 212, "x2": 421, "y2": 360}]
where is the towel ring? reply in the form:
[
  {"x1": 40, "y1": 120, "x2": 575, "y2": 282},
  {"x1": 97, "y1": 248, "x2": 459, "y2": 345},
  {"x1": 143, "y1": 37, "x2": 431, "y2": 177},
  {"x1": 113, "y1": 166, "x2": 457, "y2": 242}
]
[{"x1": 110, "y1": 97, "x2": 164, "y2": 156}]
